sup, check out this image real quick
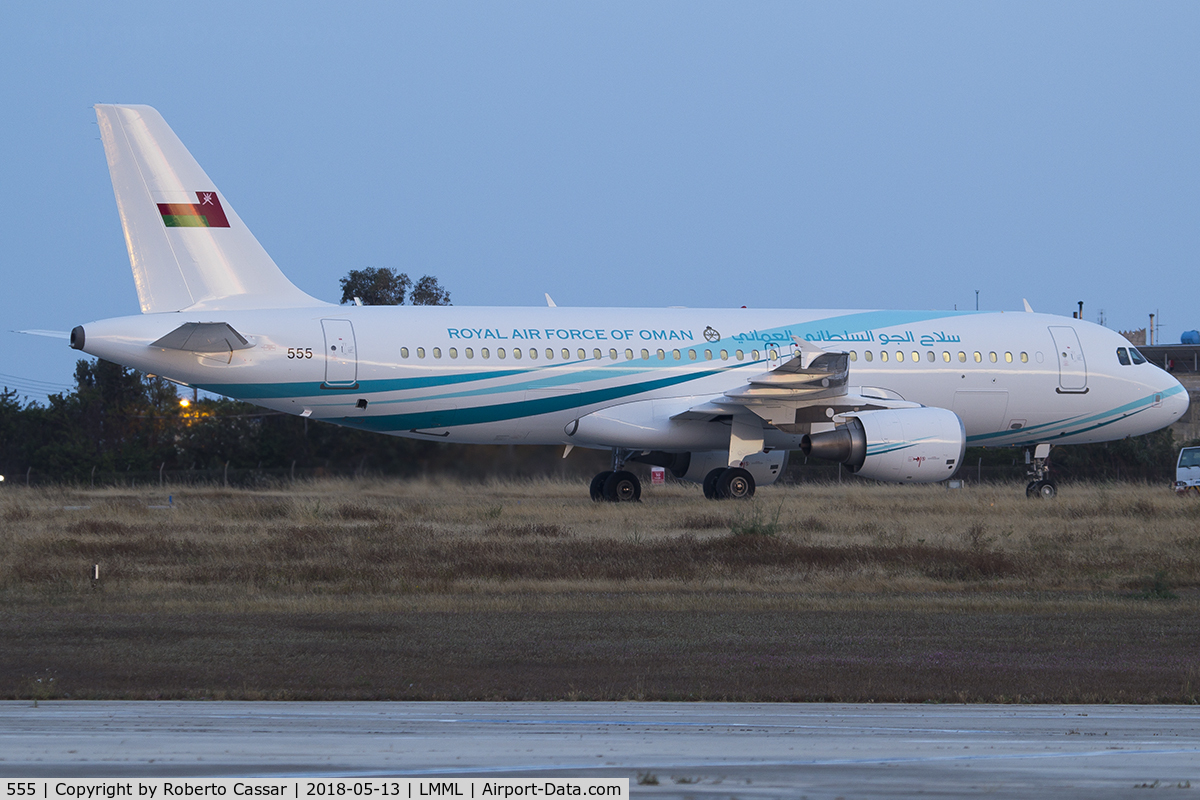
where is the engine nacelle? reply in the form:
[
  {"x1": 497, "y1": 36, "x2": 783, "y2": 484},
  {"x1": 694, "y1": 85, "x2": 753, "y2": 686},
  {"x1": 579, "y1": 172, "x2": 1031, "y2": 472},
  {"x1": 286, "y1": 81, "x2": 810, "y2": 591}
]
[
  {"x1": 800, "y1": 407, "x2": 965, "y2": 483},
  {"x1": 634, "y1": 449, "x2": 789, "y2": 487}
]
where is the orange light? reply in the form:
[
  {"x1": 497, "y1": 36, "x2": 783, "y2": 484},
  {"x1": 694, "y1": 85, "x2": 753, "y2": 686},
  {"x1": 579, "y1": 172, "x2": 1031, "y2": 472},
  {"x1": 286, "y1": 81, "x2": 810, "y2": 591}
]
[{"x1": 179, "y1": 398, "x2": 191, "y2": 408}]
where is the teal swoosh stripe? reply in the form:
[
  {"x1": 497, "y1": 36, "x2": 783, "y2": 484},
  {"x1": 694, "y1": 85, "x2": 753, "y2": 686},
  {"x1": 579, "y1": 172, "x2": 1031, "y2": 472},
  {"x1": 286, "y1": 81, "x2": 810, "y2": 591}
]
[
  {"x1": 374, "y1": 365, "x2": 659, "y2": 405},
  {"x1": 866, "y1": 442, "x2": 920, "y2": 456},
  {"x1": 333, "y1": 368, "x2": 726, "y2": 432},
  {"x1": 374, "y1": 359, "x2": 768, "y2": 406},
  {"x1": 199, "y1": 367, "x2": 539, "y2": 400},
  {"x1": 967, "y1": 384, "x2": 1184, "y2": 444}
]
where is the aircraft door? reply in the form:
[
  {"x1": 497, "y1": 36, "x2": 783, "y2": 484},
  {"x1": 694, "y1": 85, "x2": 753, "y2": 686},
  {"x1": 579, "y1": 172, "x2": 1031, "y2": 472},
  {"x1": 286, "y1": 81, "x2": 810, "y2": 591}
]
[
  {"x1": 321, "y1": 319, "x2": 358, "y2": 388},
  {"x1": 1048, "y1": 326, "x2": 1087, "y2": 392}
]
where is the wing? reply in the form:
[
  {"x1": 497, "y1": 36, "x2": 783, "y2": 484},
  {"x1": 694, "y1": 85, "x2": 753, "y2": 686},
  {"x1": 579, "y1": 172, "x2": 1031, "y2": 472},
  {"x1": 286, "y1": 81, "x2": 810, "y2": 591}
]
[{"x1": 673, "y1": 341, "x2": 917, "y2": 433}]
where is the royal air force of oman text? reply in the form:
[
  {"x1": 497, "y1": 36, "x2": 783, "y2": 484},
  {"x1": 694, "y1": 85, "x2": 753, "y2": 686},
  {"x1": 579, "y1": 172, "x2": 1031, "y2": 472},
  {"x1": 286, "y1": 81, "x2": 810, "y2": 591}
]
[{"x1": 5, "y1": 781, "x2": 625, "y2": 800}]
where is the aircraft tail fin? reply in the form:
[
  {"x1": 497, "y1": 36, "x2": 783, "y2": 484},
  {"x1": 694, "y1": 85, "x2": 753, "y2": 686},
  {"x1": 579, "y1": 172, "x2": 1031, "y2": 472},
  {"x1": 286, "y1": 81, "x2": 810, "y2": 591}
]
[{"x1": 94, "y1": 104, "x2": 327, "y2": 313}]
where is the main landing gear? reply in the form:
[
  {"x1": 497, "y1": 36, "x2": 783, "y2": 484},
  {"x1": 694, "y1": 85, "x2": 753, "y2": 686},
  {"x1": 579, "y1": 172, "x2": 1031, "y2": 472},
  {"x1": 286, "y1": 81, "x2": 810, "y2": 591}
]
[
  {"x1": 1025, "y1": 443, "x2": 1057, "y2": 499},
  {"x1": 590, "y1": 449, "x2": 642, "y2": 503},
  {"x1": 703, "y1": 467, "x2": 756, "y2": 500}
]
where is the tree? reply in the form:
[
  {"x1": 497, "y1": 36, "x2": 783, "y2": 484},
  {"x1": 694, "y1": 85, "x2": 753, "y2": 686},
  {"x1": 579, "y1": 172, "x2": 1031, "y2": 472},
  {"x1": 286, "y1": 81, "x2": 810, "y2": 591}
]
[
  {"x1": 410, "y1": 275, "x2": 451, "y2": 306},
  {"x1": 339, "y1": 268, "x2": 411, "y2": 305},
  {"x1": 338, "y1": 268, "x2": 451, "y2": 306}
]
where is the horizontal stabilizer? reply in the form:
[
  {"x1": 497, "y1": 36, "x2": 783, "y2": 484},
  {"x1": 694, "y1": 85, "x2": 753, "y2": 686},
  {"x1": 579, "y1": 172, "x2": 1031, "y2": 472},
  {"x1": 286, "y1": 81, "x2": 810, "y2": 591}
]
[
  {"x1": 16, "y1": 329, "x2": 71, "y2": 339},
  {"x1": 151, "y1": 322, "x2": 252, "y2": 353}
]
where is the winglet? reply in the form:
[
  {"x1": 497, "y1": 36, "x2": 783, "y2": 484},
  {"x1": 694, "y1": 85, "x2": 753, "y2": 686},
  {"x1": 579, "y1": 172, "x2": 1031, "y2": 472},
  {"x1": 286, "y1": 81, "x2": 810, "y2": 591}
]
[
  {"x1": 545, "y1": 293, "x2": 557, "y2": 308},
  {"x1": 1022, "y1": 298, "x2": 1034, "y2": 313},
  {"x1": 790, "y1": 336, "x2": 833, "y2": 370}
]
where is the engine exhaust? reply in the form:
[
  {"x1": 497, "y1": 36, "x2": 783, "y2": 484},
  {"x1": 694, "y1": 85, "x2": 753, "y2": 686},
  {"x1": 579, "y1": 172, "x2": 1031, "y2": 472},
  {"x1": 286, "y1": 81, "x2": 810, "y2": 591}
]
[{"x1": 800, "y1": 418, "x2": 866, "y2": 469}]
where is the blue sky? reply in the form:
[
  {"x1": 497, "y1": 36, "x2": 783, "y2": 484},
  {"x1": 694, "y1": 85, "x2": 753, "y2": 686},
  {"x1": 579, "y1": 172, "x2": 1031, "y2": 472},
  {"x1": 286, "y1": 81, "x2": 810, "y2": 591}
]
[{"x1": 2, "y1": 2, "x2": 1198, "y2": 400}]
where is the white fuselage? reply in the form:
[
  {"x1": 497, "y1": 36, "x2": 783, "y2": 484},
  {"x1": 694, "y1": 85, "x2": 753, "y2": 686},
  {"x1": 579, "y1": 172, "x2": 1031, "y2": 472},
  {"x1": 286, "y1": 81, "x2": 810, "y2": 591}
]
[{"x1": 78, "y1": 305, "x2": 1188, "y2": 452}]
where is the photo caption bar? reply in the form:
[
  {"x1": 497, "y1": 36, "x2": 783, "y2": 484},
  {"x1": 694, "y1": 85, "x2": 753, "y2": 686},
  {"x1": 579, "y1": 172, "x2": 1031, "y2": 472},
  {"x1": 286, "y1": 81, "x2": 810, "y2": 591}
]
[{"x1": 4, "y1": 780, "x2": 627, "y2": 800}]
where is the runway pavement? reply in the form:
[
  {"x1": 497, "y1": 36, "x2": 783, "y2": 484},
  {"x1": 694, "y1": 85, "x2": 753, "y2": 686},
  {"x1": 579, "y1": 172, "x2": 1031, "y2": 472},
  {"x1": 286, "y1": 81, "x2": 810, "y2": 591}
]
[{"x1": 1, "y1": 701, "x2": 1197, "y2": 798}]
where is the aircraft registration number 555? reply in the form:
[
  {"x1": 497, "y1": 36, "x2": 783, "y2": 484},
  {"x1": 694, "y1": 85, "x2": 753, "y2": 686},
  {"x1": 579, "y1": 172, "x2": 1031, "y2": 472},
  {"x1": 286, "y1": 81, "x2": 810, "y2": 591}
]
[{"x1": 287, "y1": 348, "x2": 313, "y2": 359}]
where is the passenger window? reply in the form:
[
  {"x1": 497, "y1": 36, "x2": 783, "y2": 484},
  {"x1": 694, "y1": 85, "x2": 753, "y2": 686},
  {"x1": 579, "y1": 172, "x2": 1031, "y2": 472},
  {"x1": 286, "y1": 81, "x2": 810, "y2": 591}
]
[
  {"x1": 705, "y1": 349, "x2": 713, "y2": 360},
  {"x1": 658, "y1": 349, "x2": 666, "y2": 360},
  {"x1": 625, "y1": 349, "x2": 634, "y2": 360},
  {"x1": 561, "y1": 349, "x2": 570, "y2": 360},
  {"x1": 465, "y1": 347, "x2": 473, "y2": 359},
  {"x1": 672, "y1": 349, "x2": 681, "y2": 360},
  {"x1": 498, "y1": 348, "x2": 506, "y2": 359},
  {"x1": 751, "y1": 349, "x2": 760, "y2": 360},
  {"x1": 989, "y1": 352, "x2": 998, "y2": 363},
  {"x1": 735, "y1": 350, "x2": 743, "y2": 361},
  {"x1": 417, "y1": 347, "x2": 425, "y2": 358},
  {"x1": 958, "y1": 351, "x2": 966, "y2": 363},
  {"x1": 482, "y1": 348, "x2": 490, "y2": 359},
  {"x1": 1004, "y1": 352, "x2": 1013, "y2": 363},
  {"x1": 593, "y1": 349, "x2": 602, "y2": 359},
  {"x1": 881, "y1": 351, "x2": 889, "y2": 362},
  {"x1": 720, "y1": 350, "x2": 729, "y2": 360},
  {"x1": 609, "y1": 349, "x2": 618, "y2": 360},
  {"x1": 942, "y1": 351, "x2": 950, "y2": 362},
  {"x1": 849, "y1": 351, "x2": 857, "y2": 362},
  {"x1": 546, "y1": 349, "x2": 555, "y2": 360},
  {"x1": 911, "y1": 351, "x2": 919, "y2": 363},
  {"x1": 973, "y1": 351, "x2": 982, "y2": 363},
  {"x1": 400, "y1": 347, "x2": 409, "y2": 358},
  {"x1": 448, "y1": 347, "x2": 457, "y2": 359},
  {"x1": 433, "y1": 347, "x2": 442, "y2": 358},
  {"x1": 640, "y1": 349, "x2": 649, "y2": 360},
  {"x1": 896, "y1": 351, "x2": 905, "y2": 362},
  {"x1": 1020, "y1": 352, "x2": 1028, "y2": 363},
  {"x1": 528, "y1": 349, "x2": 536, "y2": 359},
  {"x1": 864, "y1": 351, "x2": 873, "y2": 362},
  {"x1": 688, "y1": 349, "x2": 697, "y2": 360}
]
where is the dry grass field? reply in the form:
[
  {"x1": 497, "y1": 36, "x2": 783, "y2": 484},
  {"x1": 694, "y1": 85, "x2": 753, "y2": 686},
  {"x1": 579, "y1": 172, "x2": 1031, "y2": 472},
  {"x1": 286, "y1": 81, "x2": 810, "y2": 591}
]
[{"x1": 2, "y1": 477, "x2": 1198, "y2": 702}]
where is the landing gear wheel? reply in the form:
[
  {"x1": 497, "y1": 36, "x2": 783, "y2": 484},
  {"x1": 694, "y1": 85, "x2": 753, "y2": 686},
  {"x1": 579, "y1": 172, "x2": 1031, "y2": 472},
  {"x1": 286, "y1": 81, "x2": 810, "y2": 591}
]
[
  {"x1": 1027, "y1": 479, "x2": 1057, "y2": 499},
  {"x1": 717, "y1": 467, "x2": 756, "y2": 500},
  {"x1": 603, "y1": 470, "x2": 641, "y2": 502},
  {"x1": 590, "y1": 471, "x2": 614, "y2": 502},
  {"x1": 703, "y1": 468, "x2": 726, "y2": 500}
]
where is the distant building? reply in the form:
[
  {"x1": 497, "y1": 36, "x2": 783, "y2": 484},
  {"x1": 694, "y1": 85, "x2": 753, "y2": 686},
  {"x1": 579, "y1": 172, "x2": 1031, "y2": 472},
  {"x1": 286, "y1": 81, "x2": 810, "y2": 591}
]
[{"x1": 1121, "y1": 328, "x2": 1146, "y2": 346}]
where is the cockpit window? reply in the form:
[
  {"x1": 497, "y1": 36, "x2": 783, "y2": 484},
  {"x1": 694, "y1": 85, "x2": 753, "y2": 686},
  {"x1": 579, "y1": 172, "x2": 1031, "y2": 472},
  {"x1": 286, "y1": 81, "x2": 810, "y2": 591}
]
[
  {"x1": 1129, "y1": 347, "x2": 1147, "y2": 365},
  {"x1": 1116, "y1": 347, "x2": 1131, "y2": 366}
]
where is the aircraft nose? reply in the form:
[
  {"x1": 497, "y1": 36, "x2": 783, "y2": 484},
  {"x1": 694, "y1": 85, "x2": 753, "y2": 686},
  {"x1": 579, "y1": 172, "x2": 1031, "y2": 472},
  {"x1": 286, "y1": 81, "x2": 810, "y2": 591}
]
[{"x1": 1164, "y1": 381, "x2": 1190, "y2": 425}]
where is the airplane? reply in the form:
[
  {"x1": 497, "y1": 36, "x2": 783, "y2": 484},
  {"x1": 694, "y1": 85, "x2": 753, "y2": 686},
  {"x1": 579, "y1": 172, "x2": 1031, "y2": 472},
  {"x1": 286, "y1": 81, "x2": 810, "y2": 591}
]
[{"x1": 64, "y1": 104, "x2": 1188, "y2": 502}]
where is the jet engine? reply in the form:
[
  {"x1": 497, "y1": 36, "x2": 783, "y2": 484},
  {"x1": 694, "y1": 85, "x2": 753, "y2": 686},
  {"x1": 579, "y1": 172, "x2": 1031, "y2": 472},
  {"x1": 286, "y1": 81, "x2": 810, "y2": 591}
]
[{"x1": 800, "y1": 407, "x2": 965, "y2": 483}]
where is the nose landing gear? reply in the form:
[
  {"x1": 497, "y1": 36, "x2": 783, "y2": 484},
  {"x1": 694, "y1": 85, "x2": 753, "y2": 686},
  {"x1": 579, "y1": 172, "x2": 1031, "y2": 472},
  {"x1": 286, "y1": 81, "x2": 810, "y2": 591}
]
[{"x1": 1025, "y1": 444, "x2": 1057, "y2": 499}]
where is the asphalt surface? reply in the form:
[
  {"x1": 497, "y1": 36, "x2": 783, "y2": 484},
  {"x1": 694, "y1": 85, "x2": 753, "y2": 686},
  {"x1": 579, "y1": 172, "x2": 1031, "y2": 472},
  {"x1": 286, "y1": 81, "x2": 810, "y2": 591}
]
[{"x1": 1, "y1": 701, "x2": 1197, "y2": 798}]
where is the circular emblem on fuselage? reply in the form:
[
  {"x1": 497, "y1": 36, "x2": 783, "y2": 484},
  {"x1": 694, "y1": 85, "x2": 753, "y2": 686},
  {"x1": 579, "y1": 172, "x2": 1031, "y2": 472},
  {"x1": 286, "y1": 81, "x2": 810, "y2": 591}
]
[{"x1": 703, "y1": 326, "x2": 720, "y2": 343}]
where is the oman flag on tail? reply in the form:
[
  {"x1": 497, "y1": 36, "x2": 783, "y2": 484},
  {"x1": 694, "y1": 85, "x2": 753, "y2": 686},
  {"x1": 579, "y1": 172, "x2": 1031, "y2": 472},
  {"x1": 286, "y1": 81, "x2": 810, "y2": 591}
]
[{"x1": 157, "y1": 191, "x2": 230, "y2": 227}]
